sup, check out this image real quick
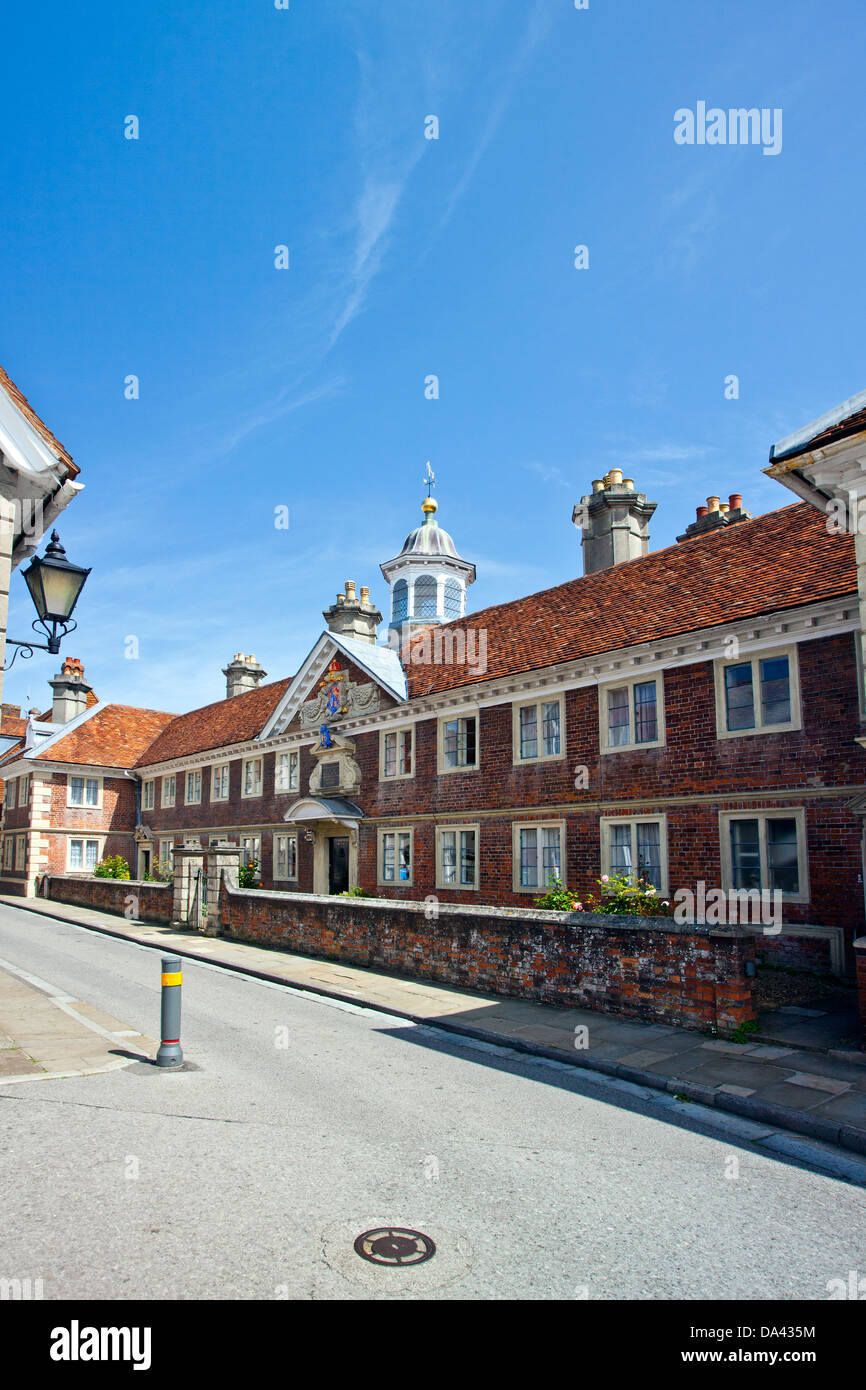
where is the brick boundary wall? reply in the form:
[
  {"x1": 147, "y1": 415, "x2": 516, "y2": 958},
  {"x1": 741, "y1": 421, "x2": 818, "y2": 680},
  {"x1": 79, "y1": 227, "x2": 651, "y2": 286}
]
[
  {"x1": 44, "y1": 873, "x2": 172, "y2": 923},
  {"x1": 219, "y1": 884, "x2": 756, "y2": 1033}
]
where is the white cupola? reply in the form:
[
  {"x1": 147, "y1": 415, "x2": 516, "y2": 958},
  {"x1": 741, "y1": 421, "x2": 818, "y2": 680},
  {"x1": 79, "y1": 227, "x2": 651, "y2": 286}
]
[{"x1": 380, "y1": 497, "x2": 476, "y2": 640}]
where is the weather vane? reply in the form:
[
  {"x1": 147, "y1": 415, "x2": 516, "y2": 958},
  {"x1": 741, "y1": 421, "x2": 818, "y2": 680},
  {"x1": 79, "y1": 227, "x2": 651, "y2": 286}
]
[{"x1": 423, "y1": 460, "x2": 436, "y2": 498}]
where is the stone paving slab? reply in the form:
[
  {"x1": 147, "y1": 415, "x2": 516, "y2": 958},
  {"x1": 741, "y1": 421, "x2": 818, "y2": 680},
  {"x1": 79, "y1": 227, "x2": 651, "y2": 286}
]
[
  {"x1": 3, "y1": 894, "x2": 866, "y2": 1154},
  {"x1": 0, "y1": 959, "x2": 157, "y2": 1084}
]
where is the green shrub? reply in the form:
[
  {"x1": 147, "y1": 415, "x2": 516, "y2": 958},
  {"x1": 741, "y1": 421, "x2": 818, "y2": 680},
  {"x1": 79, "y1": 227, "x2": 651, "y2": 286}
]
[
  {"x1": 339, "y1": 886, "x2": 375, "y2": 898},
  {"x1": 534, "y1": 878, "x2": 584, "y2": 911},
  {"x1": 238, "y1": 857, "x2": 259, "y2": 889},
  {"x1": 584, "y1": 872, "x2": 672, "y2": 916},
  {"x1": 93, "y1": 854, "x2": 131, "y2": 880}
]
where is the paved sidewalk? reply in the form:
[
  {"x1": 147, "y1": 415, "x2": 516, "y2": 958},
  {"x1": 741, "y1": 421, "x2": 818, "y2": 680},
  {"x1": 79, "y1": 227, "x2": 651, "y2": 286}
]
[
  {"x1": 0, "y1": 954, "x2": 157, "y2": 1083},
  {"x1": 4, "y1": 894, "x2": 866, "y2": 1155}
]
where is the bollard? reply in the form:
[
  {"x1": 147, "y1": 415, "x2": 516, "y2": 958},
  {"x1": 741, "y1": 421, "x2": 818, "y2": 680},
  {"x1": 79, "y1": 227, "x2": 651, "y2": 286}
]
[{"x1": 156, "y1": 955, "x2": 183, "y2": 1068}]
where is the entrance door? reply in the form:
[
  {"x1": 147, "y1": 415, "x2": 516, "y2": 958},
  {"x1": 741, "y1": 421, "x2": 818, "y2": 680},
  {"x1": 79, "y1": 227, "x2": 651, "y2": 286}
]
[
  {"x1": 139, "y1": 847, "x2": 152, "y2": 878},
  {"x1": 328, "y1": 836, "x2": 349, "y2": 894}
]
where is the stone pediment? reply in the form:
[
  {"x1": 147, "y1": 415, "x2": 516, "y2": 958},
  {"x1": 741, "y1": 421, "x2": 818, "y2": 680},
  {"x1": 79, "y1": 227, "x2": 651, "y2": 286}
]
[{"x1": 299, "y1": 659, "x2": 380, "y2": 729}]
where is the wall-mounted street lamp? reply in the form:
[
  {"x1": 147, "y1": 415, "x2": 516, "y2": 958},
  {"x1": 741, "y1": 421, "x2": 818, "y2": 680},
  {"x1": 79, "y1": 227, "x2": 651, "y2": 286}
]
[{"x1": 4, "y1": 530, "x2": 91, "y2": 670}]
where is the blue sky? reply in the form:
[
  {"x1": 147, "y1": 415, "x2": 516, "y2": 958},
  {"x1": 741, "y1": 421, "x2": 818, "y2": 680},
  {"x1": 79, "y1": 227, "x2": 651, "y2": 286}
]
[{"x1": 2, "y1": 0, "x2": 864, "y2": 716}]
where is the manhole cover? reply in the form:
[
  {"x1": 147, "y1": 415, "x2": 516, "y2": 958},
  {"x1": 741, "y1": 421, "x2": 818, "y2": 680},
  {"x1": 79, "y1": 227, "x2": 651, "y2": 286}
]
[{"x1": 354, "y1": 1227, "x2": 436, "y2": 1266}]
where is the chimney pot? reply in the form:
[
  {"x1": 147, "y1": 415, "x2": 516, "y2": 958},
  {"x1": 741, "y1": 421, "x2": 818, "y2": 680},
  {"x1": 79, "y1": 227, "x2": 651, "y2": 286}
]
[
  {"x1": 707, "y1": 496, "x2": 720, "y2": 512},
  {"x1": 345, "y1": 580, "x2": 357, "y2": 601},
  {"x1": 608, "y1": 468, "x2": 623, "y2": 486},
  {"x1": 622, "y1": 477, "x2": 635, "y2": 490},
  {"x1": 360, "y1": 585, "x2": 370, "y2": 603},
  {"x1": 696, "y1": 505, "x2": 708, "y2": 519},
  {"x1": 591, "y1": 479, "x2": 605, "y2": 493},
  {"x1": 729, "y1": 493, "x2": 743, "y2": 511}
]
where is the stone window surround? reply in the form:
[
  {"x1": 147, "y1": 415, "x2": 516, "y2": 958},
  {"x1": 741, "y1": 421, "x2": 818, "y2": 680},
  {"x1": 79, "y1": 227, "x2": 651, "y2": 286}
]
[
  {"x1": 599, "y1": 813, "x2": 670, "y2": 897},
  {"x1": 242, "y1": 757, "x2": 264, "y2": 798},
  {"x1": 435, "y1": 823, "x2": 480, "y2": 891},
  {"x1": 211, "y1": 764, "x2": 230, "y2": 801},
  {"x1": 67, "y1": 774, "x2": 103, "y2": 810},
  {"x1": 511, "y1": 818, "x2": 566, "y2": 894},
  {"x1": 161, "y1": 774, "x2": 176, "y2": 808},
  {"x1": 718, "y1": 807, "x2": 810, "y2": 904},
  {"x1": 142, "y1": 779, "x2": 155, "y2": 811},
  {"x1": 274, "y1": 750, "x2": 300, "y2": 795},
  {"x1": 713, "y1": 642, "x2": 802, "y2": 741},
  {"x1": 377, "y1": 825, "x2": 414, "y2": 888},
  {"x1": 184, "y1": 769, "x2": 203, "y2": 805},
  {"x1": 436, "y1": 710, "x2": 480, "y2": 775},
  {"x1": 67, "y1": 835, "x2": 103, "y2": 872},
  {"x1": 597, "y1": 675, "x2": 666, "y2": 755},
  {"x1": 379, "y1": 725, "x2": 415, "y2": 781},
  {"x1": 512, "y1": 695, "x2": 566, "y2": 766},
  {"x1": 273, "y1": 831, "x2": 299, "y2": 881}
]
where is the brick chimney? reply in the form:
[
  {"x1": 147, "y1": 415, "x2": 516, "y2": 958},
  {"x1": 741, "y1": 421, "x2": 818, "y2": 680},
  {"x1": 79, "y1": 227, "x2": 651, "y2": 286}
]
[
  {"x1": 322, "y1": 580, "x2": 382, "y2": 645},
  {"x1": 222, "y1": 653, "x2": 267, "y2": 700},
  {"x1": 49, "y1": 657, "x2": 92, "y2": 725},
  {"x1": 676, "y1": 492, "x2": 752, "y2": 543},
  {"x1": 574, "y1": 471, "x2": 658, "y2": 574}
]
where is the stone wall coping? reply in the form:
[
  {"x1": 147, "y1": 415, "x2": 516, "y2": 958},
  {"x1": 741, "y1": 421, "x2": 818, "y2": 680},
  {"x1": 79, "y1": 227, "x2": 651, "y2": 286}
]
[
  {"x1": 46, "y1": 873, "x2": 171, "y2": 891},
  {"x1": 222, "y1": 883, "x2": 759, "y2": 938}
]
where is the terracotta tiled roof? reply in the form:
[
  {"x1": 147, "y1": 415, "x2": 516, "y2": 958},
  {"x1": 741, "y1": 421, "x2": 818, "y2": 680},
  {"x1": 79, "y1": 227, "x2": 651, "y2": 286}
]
[
  {"x1": 405, "y1": 502, "x2": 857, "y2": 698},
  {"x1": 0, "y1": 364, "x2": 80, "y2": 478},
  {"x1": 0, "y1": 706, "x2": 27, "y2": 739},
  {"x1": 135, "y1": 678, "x2": 293, "y2": 767},
  {"x1": 35, "y1": 705, "x2": 178, "y2": 768}
]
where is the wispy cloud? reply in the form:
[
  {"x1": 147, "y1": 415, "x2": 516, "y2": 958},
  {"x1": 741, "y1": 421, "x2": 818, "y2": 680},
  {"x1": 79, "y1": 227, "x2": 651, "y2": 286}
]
[{"x1": 522, "y1": 460, "x2": 571, "y2": 488}]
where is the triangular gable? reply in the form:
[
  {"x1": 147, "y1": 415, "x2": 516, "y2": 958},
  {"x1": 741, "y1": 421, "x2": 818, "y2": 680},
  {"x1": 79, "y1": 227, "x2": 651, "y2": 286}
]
[{"x1": 260, "y1": 632, "x2": 407, "y2": 741}]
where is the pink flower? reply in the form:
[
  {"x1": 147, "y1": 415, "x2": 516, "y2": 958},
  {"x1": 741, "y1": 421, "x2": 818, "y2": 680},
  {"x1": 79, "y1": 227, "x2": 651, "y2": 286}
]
[
  {"x1": 601, "y1": 874, "x2": 609, "y2": 883},
  {"x1": 572, "y1": 900, "x2": 583, "y2": 911}
]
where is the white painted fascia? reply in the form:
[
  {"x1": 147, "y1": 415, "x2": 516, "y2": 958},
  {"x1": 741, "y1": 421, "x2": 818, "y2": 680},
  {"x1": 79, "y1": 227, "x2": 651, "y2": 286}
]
[
  {"x1": 770, "y1": 387, "x2": 866, "y2": 463},
  {"x1": 25, "y1": 700, "x2": 104, "y2": 758},
  {"x1": 259, "y1": 631, "x2": 408, "y2": 742}
]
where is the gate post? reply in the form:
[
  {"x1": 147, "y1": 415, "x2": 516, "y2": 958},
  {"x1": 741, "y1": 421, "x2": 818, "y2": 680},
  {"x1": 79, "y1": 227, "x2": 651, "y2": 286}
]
[
  {"x1": 171, "y1": 846, "x2": 206, "y2": 928},
  {"x1": 203, "y1": 841, "x2": 243, "y2": 937}
]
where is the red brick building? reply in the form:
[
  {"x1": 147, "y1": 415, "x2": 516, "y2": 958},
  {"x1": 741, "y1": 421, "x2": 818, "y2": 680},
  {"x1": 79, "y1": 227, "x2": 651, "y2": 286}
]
[{"x1": 2, "y1": 405, "x2": 865, "y2": 977}]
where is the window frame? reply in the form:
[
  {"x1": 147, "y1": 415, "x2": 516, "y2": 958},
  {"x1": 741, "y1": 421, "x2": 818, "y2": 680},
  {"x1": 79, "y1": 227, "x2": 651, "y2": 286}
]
[
  {"x1": 273, "y1": 832, "x2": 299, "y2": 882},
  {"x1": 240, "y1": 833, "x2": 261, "y2": 866},
  {"x1": 211, "y1": 763, "x2": 230, "y2": 802},
  {"x1": 67, "y1": 774, "x2": 102, "y2": 809},
  {"x1": 67, "y1": 836, "x2": 102, "y2": 872},
  {"x1": 14, "y1": 834, "x2": 27, "y2": 870},
  {"x1": 6, "y1": 779, "x2": 16, "y2": 810},
  {"x1": 2, "y1": 835, "x2": 13, "y2": 868},
  {"x1": 377, "y1": 826, "x2": 415, "y2": 888},
  {"x1": 158, "y1": 838, "x2": 175, "y2": 870},
  {"x1": 714, "y1": 643, "x2": 801, "y2": 740},
  {"x1": 379, "y1": 725, "x2": 415, "y2": 781},
  {"x1": 435, "y1": 823, "x2": 480, "y2": 891},
  {"x1": 437, "y1": 711, "x2": 480, "y2": 774},
  {"x1": 184, "y1": 769, "x2": 202, "y2": 805},
  {"x1": 598, "y1": 674, "x2": 665, "y2": 754},
  {"x1": 274, "y1": 750, "x2": 300, "y2": 795},
  {"x1": 142, "y1": 779, "x2": 155, "y2": 811},
  {"x1": 719, "y1": 808, "x2": 809, "y2": 904},
  {"x1": 242, "y1": 756, "x2": 263, "y2": 799},
  {"x1": 511, "y1": 818, "x2": 566, "y2": 894},
  {"x1": 599, "y1": 814, "x2": 670, "y2": 897},
  {"x1": 512, "y1": 696, "x2": 565, "y2": 766},
  {"x1": 161, "y1": 774, "x2": 176, "y2": 808}
]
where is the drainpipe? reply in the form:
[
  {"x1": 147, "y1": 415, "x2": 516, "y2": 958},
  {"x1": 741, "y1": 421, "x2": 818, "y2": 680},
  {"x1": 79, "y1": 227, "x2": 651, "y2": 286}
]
[{"x1": 134, "y1": 777, "x2": 142, "y2": 878}]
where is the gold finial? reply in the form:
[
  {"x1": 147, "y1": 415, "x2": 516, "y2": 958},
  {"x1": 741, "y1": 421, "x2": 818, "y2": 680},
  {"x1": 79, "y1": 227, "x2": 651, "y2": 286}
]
[{"x1": 422, "y1": 497, "x2": 437, "y2": 515}]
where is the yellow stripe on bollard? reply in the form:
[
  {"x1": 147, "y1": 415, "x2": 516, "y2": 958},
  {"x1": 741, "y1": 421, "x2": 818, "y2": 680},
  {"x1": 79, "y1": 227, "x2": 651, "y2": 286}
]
[{"x1": 161, "y1": 971, "x2": 182, "y2": 987}]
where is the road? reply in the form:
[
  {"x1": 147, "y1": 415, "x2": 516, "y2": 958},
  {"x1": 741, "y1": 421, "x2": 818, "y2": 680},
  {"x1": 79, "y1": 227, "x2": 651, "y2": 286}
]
[{"x1": 1, "y1": 903, "x2": 864, "y2": 1301}]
